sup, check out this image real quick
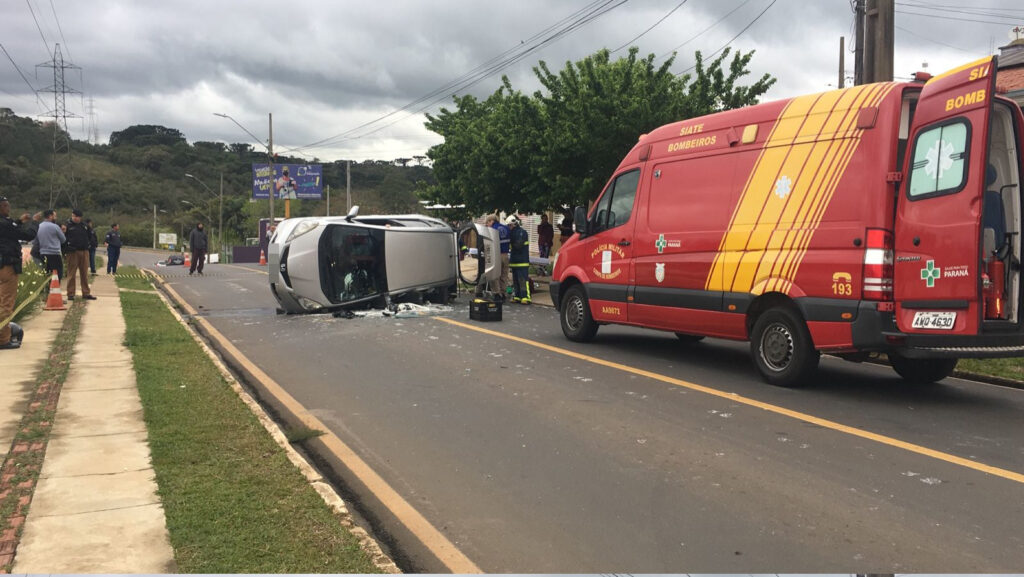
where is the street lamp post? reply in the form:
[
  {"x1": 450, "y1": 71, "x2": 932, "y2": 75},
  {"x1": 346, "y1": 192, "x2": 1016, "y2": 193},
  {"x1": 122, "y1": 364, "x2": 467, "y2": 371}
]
[
  {"x1": 214, "y1": 112, "x2": 274, "y2": 223},
  {"x1": 184, "y1": 173, "x2": 223, "y2": 257},
  {"x1": 151, "y1": 205, "x2": 167, "y2": 249}
]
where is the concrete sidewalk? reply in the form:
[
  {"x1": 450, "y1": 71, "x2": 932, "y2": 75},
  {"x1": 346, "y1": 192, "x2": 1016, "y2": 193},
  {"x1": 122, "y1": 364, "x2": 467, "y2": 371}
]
[{"x1": 1, "y1": 274, "x2": 175, "y2": 573}]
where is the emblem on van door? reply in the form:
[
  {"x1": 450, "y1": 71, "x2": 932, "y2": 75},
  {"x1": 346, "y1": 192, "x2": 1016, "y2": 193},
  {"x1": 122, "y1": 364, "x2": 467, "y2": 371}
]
[
  {"x1": 921, "y1": 260, "x2": 941, "y2": 287},
  {"x1": 655, "y1": 263, "x2": 665, "y2": 283},
  {"x1": 774, "y1": 176, "x2": 792, "y2": 199},
  {"x1": 655, "y1": 234, "x2": 667, "y2": 254}
]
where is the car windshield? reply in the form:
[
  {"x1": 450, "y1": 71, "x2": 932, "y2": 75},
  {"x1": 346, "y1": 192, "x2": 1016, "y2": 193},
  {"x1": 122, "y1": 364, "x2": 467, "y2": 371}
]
[{"x1": 320, "y1": 225, "x2": 387, "y2": 304}]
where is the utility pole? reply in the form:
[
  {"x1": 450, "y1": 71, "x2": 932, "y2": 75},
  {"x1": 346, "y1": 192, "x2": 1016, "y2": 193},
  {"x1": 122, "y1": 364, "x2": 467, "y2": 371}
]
[
  {"x1": 864, "y1": 0, "x2": 877, "y2": 83},
  {"x1": 326, "y1": 184, "x2": 330, "y2": 216},
  {"x1": 854, "y1": 0, "x2": 864, "y2": 85},
  {"x1": 839, "y1": 36, "x2": 846, "y2": 88},
  {"x1": 346, "y1": 161, "x2": 352, "y2": 211},
  {"x1": 219, "y1": 172, "x2": 224, "y2": 257},
  {"x1": 268, "y1": 113, "x2": 275, "y2": 225},
  {"x1": 859, "y1": 0, "x2": 894, "y2": 83},
  {"x1": 875, "y1": 0, "x2": 894, "y2": 82},
  {"x1": 86, "y1": 96, "x2": 100, "y2": 145},
  {"x1": 37, "y1": 44, "x2": 80, "y2": 208},
  {"x1": 153, "y1": 204, "x2": 157, "y2": 249}
]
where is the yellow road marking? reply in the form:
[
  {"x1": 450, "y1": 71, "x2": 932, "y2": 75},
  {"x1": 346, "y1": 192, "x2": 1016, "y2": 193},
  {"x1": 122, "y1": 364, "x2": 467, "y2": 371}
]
[
  {"x1": 220, "y1": 263, "x2": 269, "y2": 275},
  {"x1": 151, "y1": 271, "x2": 481, "y2": 573},
  {"x1": 436, "y1": 317, "x2": 1024, "y2": 485}
]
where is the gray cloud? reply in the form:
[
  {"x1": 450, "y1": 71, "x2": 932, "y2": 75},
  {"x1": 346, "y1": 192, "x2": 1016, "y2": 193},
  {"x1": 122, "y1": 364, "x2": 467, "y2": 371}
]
[{"x1": 3, "y1": 0, "x2": 1020, "y2": 161}]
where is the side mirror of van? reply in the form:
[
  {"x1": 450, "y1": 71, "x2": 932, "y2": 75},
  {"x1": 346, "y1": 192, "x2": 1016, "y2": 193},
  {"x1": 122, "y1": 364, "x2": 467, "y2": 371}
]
[{"x1": 573, "y1": 206, "x2": 588, "y2": 236}]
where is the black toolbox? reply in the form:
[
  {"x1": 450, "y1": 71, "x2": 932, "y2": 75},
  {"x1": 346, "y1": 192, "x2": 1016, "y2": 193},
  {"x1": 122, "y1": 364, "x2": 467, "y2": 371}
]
[{"x1": 469, "y1": 298, "x2": 502, "y2": 321}]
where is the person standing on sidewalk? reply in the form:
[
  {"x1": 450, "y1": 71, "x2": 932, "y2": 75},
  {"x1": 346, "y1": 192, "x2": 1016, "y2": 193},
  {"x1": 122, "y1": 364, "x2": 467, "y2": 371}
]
[
  {"x1": 0, "y1": 196, "x2": 36, "y2": 350},
  {"x1": 104, "y1": 223, "x2": 122, "y2": 274},
  {"x1": 537, "y1": 213, "x2": 554, "y2": 259},
  {"x1": 189, "y1": 221, "x2": 208, "y2": 276},
  {"x1": 85, "y1": 218, "x2": 99, "y2": 274},
  {"x1": 37, "y1": 209, "x2": 65, "y2": 280},
  {"x1": 64, "y1": 209, "x2": 95, "y2": 300},
  {"x1": 506, "y1": 214, "x2": 532, "y2": 304}
]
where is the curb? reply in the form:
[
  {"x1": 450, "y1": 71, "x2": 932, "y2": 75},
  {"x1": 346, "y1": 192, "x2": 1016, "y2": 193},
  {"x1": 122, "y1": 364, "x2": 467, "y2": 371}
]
[{"x1": 139, "y1": 269, "x2": 401, "y2": 574}]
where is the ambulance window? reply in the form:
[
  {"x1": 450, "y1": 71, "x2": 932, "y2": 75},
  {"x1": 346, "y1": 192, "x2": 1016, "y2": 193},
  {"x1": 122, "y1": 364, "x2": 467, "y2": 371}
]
[
  {"x1": 908, "y1": 120, "x2": 970, "y2": 199},
  {"x1": 594, "y1": 169, "x2": 640, "y2": 232}
]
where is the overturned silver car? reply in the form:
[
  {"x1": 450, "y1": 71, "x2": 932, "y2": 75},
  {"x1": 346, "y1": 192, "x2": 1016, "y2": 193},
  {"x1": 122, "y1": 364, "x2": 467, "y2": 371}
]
[{"x1": 268, "y1": 207, "x2": 501, "y2": 314}]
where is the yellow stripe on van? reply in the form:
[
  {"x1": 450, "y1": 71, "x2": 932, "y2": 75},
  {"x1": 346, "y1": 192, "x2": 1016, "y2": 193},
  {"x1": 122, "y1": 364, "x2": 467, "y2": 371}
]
[
  {"x1": 769, "y1": 83, "x2": 886, "y2": 290},
  {"x1": 778, "y1": 83, "x2": 897, "y2": 291},
  {"x1": 707, "y1": 83, "x2": 897, "y2": 295}
]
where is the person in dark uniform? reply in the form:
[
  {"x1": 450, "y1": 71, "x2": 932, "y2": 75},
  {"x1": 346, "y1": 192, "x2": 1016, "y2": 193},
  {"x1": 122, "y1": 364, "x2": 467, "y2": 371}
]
[
  {"x1": 104, "y1": 223, "x2": 123, "y2": 274},
  {"x1": 0, "y1": 196, "x2": 36, "y2": 349},
  {"x1": 85, "y1": 218, "x2": 98, "y2": 274},
  {"x1": 64, "y1": 209, "x2": 95, "y2": 300},
  {"x1": 189, "y1": 222, "x2": 208, "y2": 276}
]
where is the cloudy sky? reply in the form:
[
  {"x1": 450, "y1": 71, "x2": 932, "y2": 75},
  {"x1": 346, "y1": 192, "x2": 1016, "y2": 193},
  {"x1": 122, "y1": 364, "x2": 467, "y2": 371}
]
[{"x1": 2, "y1": 0, "x2": 1021, "y2": 162}]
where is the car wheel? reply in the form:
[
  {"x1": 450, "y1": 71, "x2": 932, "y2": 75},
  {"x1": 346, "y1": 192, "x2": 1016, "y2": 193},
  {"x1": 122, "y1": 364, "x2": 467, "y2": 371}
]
[
  {"x1": 750, "y1": 307, "x2": 820, "y2": 387},
  {"x1": 675, "y1": 333, "x2": 705, "y2": 343},
  {"x1": 560, "y1": 285, "x2": 598, "y2": 342},
  {"x1": 890, "y1": 355, "x2": 957, "y2": 384}
]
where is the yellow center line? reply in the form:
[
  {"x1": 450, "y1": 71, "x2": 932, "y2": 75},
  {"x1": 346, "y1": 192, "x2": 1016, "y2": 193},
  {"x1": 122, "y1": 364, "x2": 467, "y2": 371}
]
[
  {"x1": 220, "y1": 263, "x2": 269, "y2": 275},
  {"x1": 436, "y1": 317, "x2": 1024, "y2": 485}
]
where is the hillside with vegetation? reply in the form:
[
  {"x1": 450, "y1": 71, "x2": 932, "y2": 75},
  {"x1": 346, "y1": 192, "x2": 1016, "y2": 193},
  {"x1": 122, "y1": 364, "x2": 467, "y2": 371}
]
[{"x1": 0, "y1": 108, "x2": 434, "y2": 248}]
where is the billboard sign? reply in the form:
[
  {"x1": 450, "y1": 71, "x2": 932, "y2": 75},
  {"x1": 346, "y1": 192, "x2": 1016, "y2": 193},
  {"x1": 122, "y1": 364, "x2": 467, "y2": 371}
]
[
  {"x1": 158, "y1": 233, "x2": 178, "y2": 245},
  {"x1": 252, "y1": 163, "x2": 323, "y2": 200}
]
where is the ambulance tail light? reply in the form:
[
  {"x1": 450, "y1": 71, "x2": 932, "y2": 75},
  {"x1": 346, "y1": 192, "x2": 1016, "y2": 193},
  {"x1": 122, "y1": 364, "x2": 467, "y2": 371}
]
[{"x1": 863, "y1": 228, "x2": 893, "y2": 301}]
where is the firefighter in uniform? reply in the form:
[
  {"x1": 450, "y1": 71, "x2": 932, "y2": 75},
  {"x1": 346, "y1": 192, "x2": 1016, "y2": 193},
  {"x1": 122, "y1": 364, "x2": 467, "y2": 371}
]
[{"x1": 506, "y1": 215, "x2": 531, "y2": 304}]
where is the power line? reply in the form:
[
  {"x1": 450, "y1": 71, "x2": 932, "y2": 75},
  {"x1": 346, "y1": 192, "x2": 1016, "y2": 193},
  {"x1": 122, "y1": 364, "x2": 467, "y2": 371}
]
[
  {"x1": 0, "y1": 42, "x2": 45, "y2": 110},
  {"x1": 48, "y1": 0, "x2": 72, "y2": 63},
  {"x1": 25, "y1": 0, "x2": 51, "y2": 56},
  {"x1": 675, "y1": 0, "x2": 779, "y2": 76},
  {"x1": 658, "y1": 0, "x2": 758, "y2": 61},
  {"x1": 897, "y1": 7, "x2": 1024, "y2": 26},
  {"x1": 286, "y1": 0, "x2": 627, "y2": 155},
  {"x1": 293, "y1": 0, "x2": 623, "y2": 152},
  {"x1": 611, "y1": 0, "x2": 690, "y2": 54},
  {"x1": 894, "y1": 25, "x2": 972, "y2": 52},
  {"x1": 897, "y1": 1, "x2": 1024, "y2": 18}
]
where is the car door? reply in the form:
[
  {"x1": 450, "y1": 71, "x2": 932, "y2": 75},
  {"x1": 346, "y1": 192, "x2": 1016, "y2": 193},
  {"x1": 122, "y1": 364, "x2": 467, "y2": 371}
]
[
  {"x1": 894, "y1": 56, "x2": 996, "y2": 335},
  {"x1": 579, "y1": 168, "x2": 640, "y2": 323}
]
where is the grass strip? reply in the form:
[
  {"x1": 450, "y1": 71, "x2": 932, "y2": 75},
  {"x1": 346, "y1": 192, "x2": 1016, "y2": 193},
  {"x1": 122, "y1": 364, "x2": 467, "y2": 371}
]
[
  {"x1": 116, "y1": 268, "x2": 381, "y2": 573},
  {"x1": 0, "y1": 302, "x2": 85, "y2": 573}
]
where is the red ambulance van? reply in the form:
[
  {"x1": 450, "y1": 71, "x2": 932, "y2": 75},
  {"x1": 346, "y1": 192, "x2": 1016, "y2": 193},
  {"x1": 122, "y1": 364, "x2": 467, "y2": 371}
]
[{"x1": 551, "y1": 56, "x2": 1024, "y2": 387}]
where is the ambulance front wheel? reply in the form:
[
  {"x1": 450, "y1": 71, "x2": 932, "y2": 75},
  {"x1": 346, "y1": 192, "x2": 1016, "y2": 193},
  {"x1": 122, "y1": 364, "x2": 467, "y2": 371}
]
[
  {"x1": 561, "y1": 285, "x2": 599, "y2": 342},
  {"x1": 751, "y1": 308, "x2": 820, "y2": 387},
  {"x1": 889, "y1": 355, "x2": 957, "y2": 384}
]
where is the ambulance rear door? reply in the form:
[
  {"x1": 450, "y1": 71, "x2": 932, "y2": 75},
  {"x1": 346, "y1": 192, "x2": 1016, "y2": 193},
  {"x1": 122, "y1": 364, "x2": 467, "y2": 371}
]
[{"x1": 893, "y1": 56, "x2": 996, "y2": 335}]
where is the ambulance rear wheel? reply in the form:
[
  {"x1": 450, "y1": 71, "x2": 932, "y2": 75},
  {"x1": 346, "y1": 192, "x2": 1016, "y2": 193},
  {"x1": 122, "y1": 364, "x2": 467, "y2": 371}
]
[
  {"x1": 751, "y1": 308, "x2": 819, "y2": 387},
  {"x1": 561, "y1": 285, "x2": 598, "y2": 342},
  {"x1": 890, "y1": 355, "x2": 957, "y2": 384}
]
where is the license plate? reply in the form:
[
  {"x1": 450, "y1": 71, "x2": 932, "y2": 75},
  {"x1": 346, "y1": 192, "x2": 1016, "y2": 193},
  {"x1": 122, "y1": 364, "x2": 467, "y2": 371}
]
[{"x1": 911, "y1": 311, "x2": 956, "y2": 330}]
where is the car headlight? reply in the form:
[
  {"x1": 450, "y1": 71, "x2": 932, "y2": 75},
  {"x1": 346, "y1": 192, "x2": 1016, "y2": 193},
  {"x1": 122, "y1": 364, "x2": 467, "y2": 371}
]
[
  {"x1": 297, "y1": 297, "x2": 324, "y2": 312},
  {"x1": 286, "y1": 221, "x2": 319, "y2": 243}
]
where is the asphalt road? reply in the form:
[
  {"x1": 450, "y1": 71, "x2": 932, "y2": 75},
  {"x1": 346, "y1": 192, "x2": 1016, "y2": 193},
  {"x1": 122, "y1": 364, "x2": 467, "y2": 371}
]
[{"x1": 121, "y1": 250, "x2": 1024, "y2": 573}]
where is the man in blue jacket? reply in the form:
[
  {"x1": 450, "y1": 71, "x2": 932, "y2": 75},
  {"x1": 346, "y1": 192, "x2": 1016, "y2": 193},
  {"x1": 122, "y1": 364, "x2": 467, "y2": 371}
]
[{"x1": 506, "y1": 215, "x2": 531, "y2": 304}]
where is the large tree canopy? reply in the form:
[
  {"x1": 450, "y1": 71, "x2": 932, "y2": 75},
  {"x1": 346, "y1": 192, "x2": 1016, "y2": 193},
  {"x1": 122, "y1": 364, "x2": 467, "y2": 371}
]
[
  {"x1": 424, "y1": 47, "x2": 775, "y2": 214},
  {"x1": 109, "y1": 124, "x2": 186, "y2": 147}
]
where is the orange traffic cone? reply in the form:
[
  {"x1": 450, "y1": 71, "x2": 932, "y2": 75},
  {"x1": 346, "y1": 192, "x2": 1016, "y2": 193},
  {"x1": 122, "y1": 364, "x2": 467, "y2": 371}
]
[
  {"x1": 184, "y1": 252, "x2": 191, "y2": 268},
  {"x1": 44, "y1": 270, "x2": 66, "y2": 311},
  {"x1": 259, "y1": 249, "x2": 267, "y2": 266}
]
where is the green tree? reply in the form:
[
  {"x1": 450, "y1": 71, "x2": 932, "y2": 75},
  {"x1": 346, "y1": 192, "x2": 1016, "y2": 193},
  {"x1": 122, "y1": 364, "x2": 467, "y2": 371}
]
[
  {"x1": 425, "y1": 47, "x2": 775, "y2": 212},
  {"x1": 109, "y1": 125, "x2": 186, "y2": 147}
]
